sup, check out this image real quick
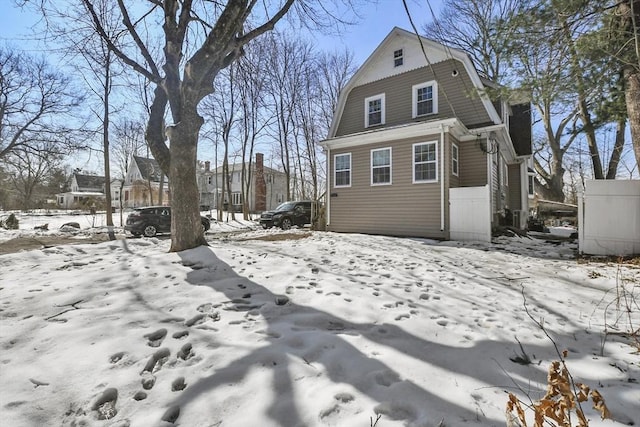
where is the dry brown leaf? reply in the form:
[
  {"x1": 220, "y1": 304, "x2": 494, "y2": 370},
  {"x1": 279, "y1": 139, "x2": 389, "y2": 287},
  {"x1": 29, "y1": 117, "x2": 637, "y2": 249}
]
[{"x1": 591, "y1": 390, "x2": 612, "y2": 420}]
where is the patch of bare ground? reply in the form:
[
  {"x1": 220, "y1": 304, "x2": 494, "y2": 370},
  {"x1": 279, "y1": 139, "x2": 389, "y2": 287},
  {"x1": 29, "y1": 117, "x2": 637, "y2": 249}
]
[
  {"x1": 0, "y1": 235, "x2": 119, "y2": 255},
  {"x1": 237, "y1": 232, "x2": 312, "y2": 242}
]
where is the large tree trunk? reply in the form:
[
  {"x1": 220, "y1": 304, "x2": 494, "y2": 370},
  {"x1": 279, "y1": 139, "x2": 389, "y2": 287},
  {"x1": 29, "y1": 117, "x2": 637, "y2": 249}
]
[
  {"x1": 169, "y1": 109, "x2": 207, "y2": 251},
  {"x1": 620, "y1": 0, "x2": 640, "y2": 170}
]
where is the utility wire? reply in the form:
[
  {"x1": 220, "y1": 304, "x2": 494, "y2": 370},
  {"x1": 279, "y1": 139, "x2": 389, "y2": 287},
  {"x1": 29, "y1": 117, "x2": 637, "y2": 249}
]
[
  {"x1": 402, "y1": 0, "x2": 457, "y2": 117},
  {"x1": 422, "y1": 0, "x2": 485, "y2": 123}
]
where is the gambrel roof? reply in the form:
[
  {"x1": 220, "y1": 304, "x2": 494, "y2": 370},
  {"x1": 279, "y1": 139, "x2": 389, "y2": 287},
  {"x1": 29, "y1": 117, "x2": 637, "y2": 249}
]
[{"x1": 328, "y1": 27, "x2": 502, "y2": 138}]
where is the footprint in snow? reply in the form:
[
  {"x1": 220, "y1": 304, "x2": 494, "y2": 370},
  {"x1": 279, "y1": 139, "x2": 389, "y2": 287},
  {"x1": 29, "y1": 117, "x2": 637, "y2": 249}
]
[
  {"x1": 172, "y1": 330, "x2": 189, "y2": 339},
  {"x1": 92, "y1": 387, "x2": 118, "y2": 420},
  {"x1": 144, "y1": 328, "x2": 167, "y2": 347},
  {"x1": 171, "y1": 377, "x2": 187, "y2": 392},
  {"x1": 161, "y1": 405, "x2": 181, "y2": 424},
  {"x1": 142, "y1": 348, "x2": 170, "y2": 374}
]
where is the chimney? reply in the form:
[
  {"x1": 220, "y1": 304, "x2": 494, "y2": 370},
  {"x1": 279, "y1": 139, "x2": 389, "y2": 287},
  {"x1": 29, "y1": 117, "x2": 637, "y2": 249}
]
[
  {"x1": 255, "y1": 153, "x2": 266, "y2": 211},
  {"x1": 205, "y1": 161, "x2": 210, "y2": 172}
]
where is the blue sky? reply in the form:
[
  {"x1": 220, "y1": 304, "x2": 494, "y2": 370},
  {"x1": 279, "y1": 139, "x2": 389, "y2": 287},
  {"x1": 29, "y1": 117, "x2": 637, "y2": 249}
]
[
  {"x1": 308, "y1": 0, "x2": 442, "y2": 64},
  {"x1": 0, "y1": 1, "x2": 442, "y2": 65},
  {"x1": 0, "y1": 1, "x2": 443, "y2": 172}
]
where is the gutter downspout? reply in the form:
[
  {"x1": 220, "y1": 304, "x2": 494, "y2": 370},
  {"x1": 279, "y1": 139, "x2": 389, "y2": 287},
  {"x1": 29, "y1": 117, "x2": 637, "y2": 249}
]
[
  {"x1": 440, "y1": 124, "x2": 445, "y2": 232},
  {"x1": 326, "y1": 148, "x2": 331, "y2": 227},
  {"x1": 520, "y1": 160, "x2": 528, "y2": 228},
  {"x1": 487, "y1": 136, "x2": 493, "y2": 227}
]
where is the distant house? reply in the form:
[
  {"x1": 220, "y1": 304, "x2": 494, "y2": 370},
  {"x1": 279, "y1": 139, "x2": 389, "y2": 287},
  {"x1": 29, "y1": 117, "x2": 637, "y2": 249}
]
[
  {"x1": 320, "y1": 27, "x2": 533, "y2": 241},
  {"x1": 122, "y1": 156, "x2": 170, "y2": 208},
  {"x1": 122, "y1": 153, "x2": 287, "y2": 212},
  {"x1": 198, "y1": 153, "x2": 287, "y2": 212},
  {"x1": 56, "y1": 174, "x2": 122, "y2": 210}
]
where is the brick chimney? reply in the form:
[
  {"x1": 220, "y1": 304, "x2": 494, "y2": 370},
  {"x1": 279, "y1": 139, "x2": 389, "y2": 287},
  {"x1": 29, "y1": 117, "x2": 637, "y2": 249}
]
[
  {"x1": 255, "y1": 153, "x2": 266, "y2": 211},
  {"x1": 204, "y1": 161, "x2": 210, "y2": 172}
]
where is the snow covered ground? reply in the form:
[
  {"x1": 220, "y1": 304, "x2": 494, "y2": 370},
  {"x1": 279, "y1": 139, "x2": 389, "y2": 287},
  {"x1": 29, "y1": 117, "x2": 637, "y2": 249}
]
[{"x1": 0, "y1": 212, "x2": 638, "y2": 427}]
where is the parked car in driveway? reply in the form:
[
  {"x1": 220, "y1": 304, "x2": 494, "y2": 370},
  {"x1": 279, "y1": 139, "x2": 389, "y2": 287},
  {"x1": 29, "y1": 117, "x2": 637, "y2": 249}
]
[
  {"x1": 259, "y1": 201, "x2": 313, "y2": 230},
  {"x1": 125, "y1": 206, "x2": 211, "y2": 237}
]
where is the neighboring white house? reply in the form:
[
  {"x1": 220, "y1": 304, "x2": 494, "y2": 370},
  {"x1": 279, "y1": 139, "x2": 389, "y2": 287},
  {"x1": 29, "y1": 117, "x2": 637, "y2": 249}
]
[
  {"x1": 198, "y1": 153, "x2": 288, "y2": 212},
  {"x1": 56, "y1": 174, "x2": 121, "y2": 210}
]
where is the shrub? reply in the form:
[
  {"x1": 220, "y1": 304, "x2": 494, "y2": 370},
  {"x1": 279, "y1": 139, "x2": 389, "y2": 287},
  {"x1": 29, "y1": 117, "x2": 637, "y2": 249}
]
[
  {"x1": 0, "y1": 213, "x2": 19, "y2": 229},
  {"x1": 506, "y1": 354, "x2": 611, "y2": 427}
]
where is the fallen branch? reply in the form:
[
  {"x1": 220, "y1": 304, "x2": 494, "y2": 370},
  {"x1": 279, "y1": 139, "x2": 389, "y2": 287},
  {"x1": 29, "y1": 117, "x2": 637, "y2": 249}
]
[{"x1": 45, "y1": 300, "x2": 84, "y2": 321}]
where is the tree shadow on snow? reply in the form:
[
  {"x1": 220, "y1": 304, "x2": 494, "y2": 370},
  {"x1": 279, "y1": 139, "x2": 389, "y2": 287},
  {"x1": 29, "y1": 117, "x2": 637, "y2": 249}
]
[{"x1": 168, "y1": 246, "x2": 625, "y2": 426}]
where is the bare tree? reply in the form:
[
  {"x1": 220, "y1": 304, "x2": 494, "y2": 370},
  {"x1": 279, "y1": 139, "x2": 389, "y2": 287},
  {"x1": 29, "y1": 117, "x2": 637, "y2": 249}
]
[
  {"x1": 0, "y1": 47, "x2": 84, "y2": 160},
  {"x1": 423, "y1": 0, "x2": 524, "y2": 83},
  {"x1": 4, "y1": 146, "x2": 63, "y2": 210},
  {"x1": 112, "y1": 117, "x2": 145, "y2": 223},
  {"x1": 236, "y1": 41, "x2": 272, "y2": 219},
  {"x1": 45, "y1": 0, "x2": 125, "y2": 234},
  {"x1": 264, "y1": 33, "x2": 315, "y2": 200},
  {"x1": 316, "y1": 48, "x2": 356, "y2": 132},
  {"x1": 70, "y1": 0, "x2": 361, "y2": 252}
]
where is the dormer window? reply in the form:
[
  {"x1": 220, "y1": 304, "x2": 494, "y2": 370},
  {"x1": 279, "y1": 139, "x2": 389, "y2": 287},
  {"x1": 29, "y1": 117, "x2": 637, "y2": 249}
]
[
  {"x1": 412, "y1": 81, "x2": 438, "y2": 117},
  {"x1": 394, "y1": 49, "x2": 403, "y2": 67},
  {"x1": 364, "y1": 94, "x2": 385, "y2": 128}
]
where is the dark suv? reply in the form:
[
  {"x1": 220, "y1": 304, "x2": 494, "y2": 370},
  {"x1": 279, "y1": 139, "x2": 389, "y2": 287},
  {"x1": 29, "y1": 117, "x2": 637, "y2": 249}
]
[
  {"x1": 259, "y1": 201, "x2": 313, "y2": 230},
  {"x1": 125, "y1": 206, "x2": 211, "y2": 237}
]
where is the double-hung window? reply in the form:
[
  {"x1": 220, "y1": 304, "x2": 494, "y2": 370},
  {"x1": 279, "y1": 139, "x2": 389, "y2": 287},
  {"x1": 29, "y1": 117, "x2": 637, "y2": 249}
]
[
  {"x1": 393, "y1": 49, "x2": 403, "y2": 67},
  {"x1": 413, "y1": 142, "x2": 438, "y2": 183},
  {"x1": 371, "y1": 147, "x2": 392, "y2": 185},
  {"x1": 412, "y1": 81, "x2": 438, "y2": 117},
  {"x1": 452, "y1": 143, "x2": 459, "y2": 176},
  {"x1": 334, "y1": 153, "x2": 351, "y2": 187},
  {"x1": 365, "y1": 94, "x2": 385, "y2": 128}
]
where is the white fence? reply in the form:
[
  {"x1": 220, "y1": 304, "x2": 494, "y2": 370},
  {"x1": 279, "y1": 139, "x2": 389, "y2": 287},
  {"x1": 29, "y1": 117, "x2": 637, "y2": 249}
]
[
  {"x1": 578, "y1": 180, "x2": 640, "y2": 256},
  {"x1": 449, "y1": 185, "x2": 491, "y2": 242}
]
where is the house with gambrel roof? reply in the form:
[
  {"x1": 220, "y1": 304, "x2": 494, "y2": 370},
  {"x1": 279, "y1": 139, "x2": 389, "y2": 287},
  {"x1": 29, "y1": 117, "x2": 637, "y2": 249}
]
[{"x1": 321, "y1": 27, "x2": 532, "y2": 241}]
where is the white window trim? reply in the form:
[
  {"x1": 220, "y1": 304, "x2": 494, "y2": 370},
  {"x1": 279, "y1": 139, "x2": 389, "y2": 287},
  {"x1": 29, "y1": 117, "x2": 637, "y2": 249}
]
[
  {"x1": 412, "y1": 81, "x2": 438, "y2": 118},
  {"x1": 393, "y1": 48, "x2": 404, "y2": 67},
  {"x1": 452, "y1": 143, "x2": 459, "y2": 177},
  {"x1": 502, "y1": 159, "x2": 508, "y2": 186},
  {"x1": 412, "y1": 141, "x2": 439, "y2": 184},
  {"x1": 370, "y1": 147, "x2": 392, "y2": 186},
  {"x1": 364, "y1": 93, "x2": 385, "y2": 128},
  {"x1": 527, "y1": 174, "x2": 535, "y2": 196},
  {"x1": 334, "y1": 153, "x2": 352, "y2": 188}
]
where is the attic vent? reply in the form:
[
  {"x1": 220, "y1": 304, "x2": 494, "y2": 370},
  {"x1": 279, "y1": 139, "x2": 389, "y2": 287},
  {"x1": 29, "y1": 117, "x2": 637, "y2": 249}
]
[{"x1": 393, "y1": 49, "x2": 403, "y2": 67}]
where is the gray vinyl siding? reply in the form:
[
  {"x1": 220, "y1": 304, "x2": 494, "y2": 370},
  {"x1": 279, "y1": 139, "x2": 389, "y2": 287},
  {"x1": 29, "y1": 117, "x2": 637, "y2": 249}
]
[
  {"x1": 336, "y1": 60, "x2": 493, "y2": 136},
  {"x1": 458, "y1": 138, "x2": 488, "y2": 187},
  {"x1": 508, "y1": 164, "x2": 522, "y2": 211},
  {"x1": 328, "y1": 134, "x2": 447, "y2": 239}
]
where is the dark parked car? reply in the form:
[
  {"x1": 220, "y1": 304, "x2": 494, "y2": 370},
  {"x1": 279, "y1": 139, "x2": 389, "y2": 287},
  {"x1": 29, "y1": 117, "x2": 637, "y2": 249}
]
[
  {"x1": 125, "y1": 206, "x2": 211, "y2": 237},
  {"x1": 259, "y1": 201, "x2": 313, "y2": 230}
]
